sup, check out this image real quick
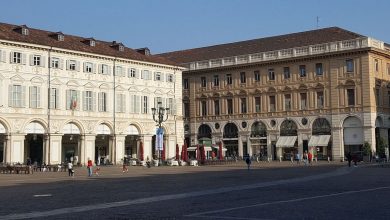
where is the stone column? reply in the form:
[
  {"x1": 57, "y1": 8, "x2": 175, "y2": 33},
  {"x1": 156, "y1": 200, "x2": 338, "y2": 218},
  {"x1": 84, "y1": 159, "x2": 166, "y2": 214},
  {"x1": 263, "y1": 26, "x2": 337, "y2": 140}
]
[
  {"x1": 4, "y1": 135, "x2": 10, "y2": 163},
  {"x1": 332, "y1": 127, "x2": 343, "y2": 161},
  {"x1": 143, "y1": 135, "x2": 153, "y2": 160},
  {"x1": 238, "y1": 135, "x2": 243, "y2": 157},
  {"x1": 83, "y1": 135, "x2": 96, "y2": 166},
  {"x1": 9, "y1": 134, "x2": 25, "y2": 163},
  {"x1": 109, "y1": 135, "x2": 116, "y2": 164},
  {"x1": 364, "y1": 126, "x2": 376, "y2": 153},
  {"x1": 77, "y1": 135, "x2": 84, "y2": 165},
  {"x1": 115, "y1": 135, "x2": 126, "y2": 164},
  {"x1": 49, "y1": 134, "x2": 62, "y2": 165},
  {"x1": 247, "y1": 135, "x2": 252, "y2": 156}
]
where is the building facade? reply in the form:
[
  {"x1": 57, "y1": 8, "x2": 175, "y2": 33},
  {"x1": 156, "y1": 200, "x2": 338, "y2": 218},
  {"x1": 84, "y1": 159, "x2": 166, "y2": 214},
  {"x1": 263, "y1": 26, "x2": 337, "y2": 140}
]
[
  {"x1": 160, "y1": 27, "x2": 390, "y2": 161},
  {"x1": 0, "y1": 23, "x2": 184, "y2": 165}
]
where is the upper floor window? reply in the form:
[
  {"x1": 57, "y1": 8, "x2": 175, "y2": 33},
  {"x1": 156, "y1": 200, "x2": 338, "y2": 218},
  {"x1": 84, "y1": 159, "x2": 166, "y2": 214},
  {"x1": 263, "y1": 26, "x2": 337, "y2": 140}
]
[
  {"x1": 141, "y1": 96, "x2": 148, "y2": 114},
  {"x1": 269, "y1": 95, "x2": 276, "y2": 112},
  {"x1": 240, "y1": 98, "x2": 247, "y2": 113},
  {"x1": 51, "y1": 58, "x2": 60, "y2": 69},
  {"x1": 254, "y1": 97, "x2": 261, "y2": 113},
  {"x1": 375, "y1": 88, "x2": 380, "y2": 106},
  {"x1": 66, "y1": 89, "x2": 80, "y2": 110},
  {"x1": 299, "y1": 65, "x2": 306, "y2": 77},
  {"x1": 347, "y1": 89, "x2": 355, "y2": 106},
  {"x1": 214, "y1": 100, "x2": 220, "y2": 115},
  {"x1": 268, "y1": 68, "x2": 275, "y2": 80},
  {"x1": 141, "y1": 70, "x2": 151, "y2": 79},
  {"x1": 116, "y1": 94, "x2": 126, "y2": 113},
  {"x1": 201, "y1": 100, "x2": 207, "y2": 116},
  {"x1": 167, "y1": 74, "x2": 174, "y2": 82},
  {"x1": 317, "y1": 91, "x2": 324, "y2": 108},
  {"x1": 29, "y1": 86, "x2": 41, "y2": 109},
  {"x1": 240, "y1": 72, "x2": 246, "y2": 84},
  {"x1": 32, "y1": 55, "x2": 41, "y2": 66},
  {"x1": 375, "y1": 59, "x2": 379, "y2": 72},
  {"x1": 183, "y1": 78, "x2": 189, "y2": 89},
  {"x1": 387, "y1": 63, "x2": 390, "y2": 75},
  {"x1": 283, "y1": 67, "x2": 290, "y2": 79},
  {"x1": 98, "y1": 92, "x2": 107, "y2": 112},
  {"x1": 316, "y1": 63, "x2": 323, "y2": 76},
  {"x1": 12, "y1": 52, "x2": 22, "y2": 64},
  {"x1": 9, "y1": 85, "x2": 25, "y2": 108},
  {"x1": 346, "y1": 59, "x2": 354, "y2": 72},
  {"x1": 226, "y1": 74, "x2": 232, "y2": 85},
  {"x1": 213, "y1": 75, "x2": 219, "y2": 87},
  {"x1": 184, "y1": 102, "x2": 190, "y2": 118},
  {"x1": 84, "y1": 62, "x2": 93, "y2": 73},
  {"x1": 300, "y1": 93, "x2": 307, "y2": 110},
  {"x1": 155, "y1": 72, "x2": 162, "y2": 81},
  {"x1": 129, "y1": 68, "x2": 136, "y2": 78},
  {"x1": 83, "y1": 91, "x2": 95, "y2": 111},
  {"x1": 49, "y1": 88, "x2": 59, "y2": 109},
  {"x1": 227, "y1": 99, "x2": 233, "y2": 114},
  {"x1": 115, "y1": 66, "x2": 124, "y2": 76},
  {"x1": 254, "y1": 70, "x2": 260, "y2": 82},
  {"x1": 284, "y1": 94, "x2": 291, "y2": 111},
  {"x1": 99, "y1": 64, "x2": 110, "y2": 75},
  {"x1": 201, "y1": 77, "x2": 207, "y2": 87},
  {"x1": 129, "y1": 95, "x2": 140, "y2": 113}
]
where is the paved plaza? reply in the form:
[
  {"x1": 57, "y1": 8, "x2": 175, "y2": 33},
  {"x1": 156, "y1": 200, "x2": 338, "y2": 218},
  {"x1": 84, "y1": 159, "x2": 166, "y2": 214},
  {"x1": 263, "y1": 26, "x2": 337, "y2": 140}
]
[{"x1": 0, "y1": 161, "x2": 389, "y2": 219}]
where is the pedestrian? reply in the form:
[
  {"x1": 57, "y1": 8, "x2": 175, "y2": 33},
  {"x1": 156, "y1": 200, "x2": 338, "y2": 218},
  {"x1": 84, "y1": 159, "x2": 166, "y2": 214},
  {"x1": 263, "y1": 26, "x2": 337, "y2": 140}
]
[
  {"x1": 245, "y1": 156, "x2": 251, "y2": 171},
  {"x1": 67, "y1": 161, "x2": 74, "y2": 177},
  {"x1": 303, "y1": 151, "x2": 308, "y2": 166},
  {"x1": 146, "y1": 156, "x2": 151, "y2": 168},
  {"x1": 290, "y1": 152, "x2": 294, "y2": 163},
  {"x1": 122, "y1": 162, "x2": 128, "y2": 173},
  {"x1": 94, "y1": 166, "x2": 100, "y2": 176},
  {"x1": 352, "y1": 154, "x2": 358, "y2": 167},
  {"x1": 308, "y1": 151, "x2": 313, "y2": 165},
  {"x1": 296, "y1": 152, "x2": 300, "y2": 165},
  {"x1": 87, "y1": 158, "x2": 93, "y2": 176},
  {"x1": 346, "y1": 152, "x2": 352, "y2": 167}
]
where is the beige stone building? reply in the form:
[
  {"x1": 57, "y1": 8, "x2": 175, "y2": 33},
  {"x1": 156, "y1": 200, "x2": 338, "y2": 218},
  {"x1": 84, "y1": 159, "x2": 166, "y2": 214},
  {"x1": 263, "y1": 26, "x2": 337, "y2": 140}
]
[{"x1": 160, "y1": 27, "x2": 390, "y2": 161}]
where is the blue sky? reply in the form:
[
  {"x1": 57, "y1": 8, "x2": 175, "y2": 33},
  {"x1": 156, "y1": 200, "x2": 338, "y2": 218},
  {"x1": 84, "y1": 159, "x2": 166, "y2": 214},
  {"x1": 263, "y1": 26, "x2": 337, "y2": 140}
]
[{"x1": 0, "y1": 0, "x2": 388, "y2": 54}]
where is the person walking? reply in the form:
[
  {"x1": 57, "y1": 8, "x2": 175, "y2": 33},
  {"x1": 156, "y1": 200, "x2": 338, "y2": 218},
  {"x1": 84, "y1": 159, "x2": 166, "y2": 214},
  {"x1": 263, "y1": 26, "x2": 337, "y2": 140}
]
[
  {"x1": 346, "y1": 152, "x2": 352, "y2": 167},
  {"x1": 245, "y1": 156, "x2": 251, "y2": 171},
  {"x1": 67, "y1": 161, "x2": 74, "y2": 177},
  {"x1": 303, "y1": 151, "x2": 308, "y2": 166},
  {"x1": 87, "y1": 158, "x2": 93, "y2": 177},
  {"x1": 122, "y1": 161, "x2": 128, "y2": 173},
  {"x1": 308, "y1": 151, "x2": 313, "y2": 165},
  {"x1": 296, "y1": 152, "x2": 300, "y2": 165},
  {"x1": 290, "y1": 152, "x2": 294, "y2": 163}
]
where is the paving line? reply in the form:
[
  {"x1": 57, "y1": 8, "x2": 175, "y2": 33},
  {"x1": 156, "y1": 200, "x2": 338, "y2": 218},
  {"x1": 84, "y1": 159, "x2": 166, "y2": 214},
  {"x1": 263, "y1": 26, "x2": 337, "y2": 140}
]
[{"x1": 0, "y1": 167, "x2": 351, "y2": 220}]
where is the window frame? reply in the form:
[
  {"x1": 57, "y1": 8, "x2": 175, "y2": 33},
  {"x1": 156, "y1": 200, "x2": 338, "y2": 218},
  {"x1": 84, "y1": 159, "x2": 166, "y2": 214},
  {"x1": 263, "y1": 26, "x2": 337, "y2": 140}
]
[
  {"x1": 268, "y1": 68, "x2": 275, "y2": 81},
  {"x1": 254, "y1": 70, "x2": 260, "y2": 82},
  {"x1": 299, "y1": 65, "x2": 306, "y2": 77},
  {"x1": 240, "y1": 72, "x2": 246, "y2": 84},
  {"x1": 315, "y1": 63, "x2": 323, "y2": 76}
]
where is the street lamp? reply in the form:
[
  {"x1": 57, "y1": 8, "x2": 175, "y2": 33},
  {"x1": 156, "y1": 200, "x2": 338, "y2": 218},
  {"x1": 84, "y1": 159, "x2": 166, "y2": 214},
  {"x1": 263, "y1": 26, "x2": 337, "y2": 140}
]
[{"x1": 151, "y1": 101, "x2": 169, "y2": 163}]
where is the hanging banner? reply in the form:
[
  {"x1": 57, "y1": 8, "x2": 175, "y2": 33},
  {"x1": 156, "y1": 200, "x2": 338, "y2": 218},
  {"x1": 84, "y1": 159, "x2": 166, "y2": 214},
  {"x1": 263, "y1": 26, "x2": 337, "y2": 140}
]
[{"x1": 155, "y1": 128, "x2": 164, "y2": 151}]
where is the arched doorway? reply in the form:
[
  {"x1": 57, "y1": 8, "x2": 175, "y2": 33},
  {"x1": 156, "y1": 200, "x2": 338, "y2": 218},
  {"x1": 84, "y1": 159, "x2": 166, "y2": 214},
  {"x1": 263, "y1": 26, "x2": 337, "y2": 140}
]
[
  {"x1": 250, "y1": 121, "x2": 267, "y2": 158},
  {"x1": 62, "y1": 123, "x2": 81, "y2": 164},
  {"x1": 125, "y1": 125, "x2": 140, "y2": 159},
  {"x1": 0, "y1": 123, "x2": 6, "y2": 163},
  {"x1": 223, "y1": 123, "x2": 238, "y2": 158},
  {"x1": 375, "y1": 117, "x2": 387, "y2": 156},
  {"x1": 309, "y1": 118, "x2": 332, "y2": 160},
  {"x1": 24, "y1": 122, "x2": 45, "y2": 165},
  {"x1": 95, "y1": 124, "x2": 111, "y2": 165},
  {"x1": 197, "y1": 124, "x2": 212, "y2": 159},
  {"x1": 277, "y1": 120, "x2": 298, "y2": 160},
  {"x1": 343, "y1": 116, "x2": 363, "y2": 155}
]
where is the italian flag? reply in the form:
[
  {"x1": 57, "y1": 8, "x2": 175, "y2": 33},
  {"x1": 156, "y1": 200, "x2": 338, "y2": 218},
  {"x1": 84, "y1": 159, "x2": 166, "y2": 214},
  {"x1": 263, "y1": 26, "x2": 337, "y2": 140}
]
[{"x1": 71, "y1": 96, "x2": 77, "y2": 110}]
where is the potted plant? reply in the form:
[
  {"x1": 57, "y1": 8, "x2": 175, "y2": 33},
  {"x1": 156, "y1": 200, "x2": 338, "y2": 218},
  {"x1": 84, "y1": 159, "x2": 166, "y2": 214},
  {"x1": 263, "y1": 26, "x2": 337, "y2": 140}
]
[
  {"x1": 376, "y1": 137, "x2": 387, "y2": 160},
  {"x1": 363, "y1": 142, "x2": 371, "y2": 162}
]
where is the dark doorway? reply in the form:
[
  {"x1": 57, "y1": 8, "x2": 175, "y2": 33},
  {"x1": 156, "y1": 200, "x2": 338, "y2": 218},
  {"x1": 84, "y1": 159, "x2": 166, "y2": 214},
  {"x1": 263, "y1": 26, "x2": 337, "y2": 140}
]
[
  {"x1": 26, "y1": 134, "x2": 43, "y2": 164},
  {"x1": 0, "y1": 135, "x2": 4, "y2": 163}
]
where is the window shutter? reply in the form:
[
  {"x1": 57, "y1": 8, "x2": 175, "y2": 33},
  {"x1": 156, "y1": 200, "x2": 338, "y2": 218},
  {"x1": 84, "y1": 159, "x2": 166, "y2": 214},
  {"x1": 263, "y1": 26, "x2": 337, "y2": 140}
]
[
  {"x1": 82, "y1": 91, "x2": 87, "y2": 111},
  {"x1": 59, "y1": 59, "x2": 64, "y2": 69},
  {"x1": 98, "y1": 64, "x2": 102, "y2": 74},
  {"x1": 9, "y1": 52, "x2": 13, "y2": 63},
  {"x1": 93, "y1": 63, "x2": 97, "y2": 74},
  {"x1": 161, "y1": 73, "x2": 164, "y2": 81},
  {"x1": 129, "y1": 95, "x2": 134, "y2": 113},
  {"x1": 76, "y1": 61, "x2": 80, "y2": 71},
  {"x1": 66, "y1": 60, "x2": 70, "y2": 70},
  {"x1": 29, "y1": 55, "x2": 34, "y2": 66},
  {"x1": 98, "y1": 92, "x2": 101, "y2": 111},
  {"x1": 92, "y1": 92, "x2": 96, "y2": 111},
  {"x1": 135, "y1": 69, "x2": 139, "y2": 78},
  {"x1": 21, "y1": 54, "x2": 27, "y2": 65},
  {"x1": 41, "y1": 56, "x2": 46, "y2": 67},
  {"x1": 55, "y1": 89, "x2": 60, "y2": 109},
  {"x1": 29, "y1": 86, "x2": 33, "y2": 107},
  {"x1": 8, "y1": 85, "x2": 13, "y2": 107},
  {"x1": 0, "y1": 50, "x2": 5, "y2": 62},
  {"x1": 173, "y1": 75, "x2": 176, "y2": 82},
  {"x1": 76, "y1": 90, "x2": 80, "y2": 110},
  {"x1": 37, "y1": 87, "x2": 41, "y2": 108},
  {"x1": 135, "y1": 95, "x2": 140, "y2": 113},
  {"x1": 173, "y1": 98, "x2": 177, "y2": 115},
  {"x1": 115, "y1": 94, "x2": 119, "y2": 112},
  {"x1": 83, "y1": 62, "x2": 87, "y2": 72},
  {"x1": 21, "y1": 86, "x2": 26, "y2": 107},
  {"x1": 66, "y1": 90, "x2": 71, "y2": 110},
  {"x1": 122, "y1": 94, "x2": 126, "y2": 112},
  {"x1": 107, "y1": 66, "x2": 112, "y2": 75}
]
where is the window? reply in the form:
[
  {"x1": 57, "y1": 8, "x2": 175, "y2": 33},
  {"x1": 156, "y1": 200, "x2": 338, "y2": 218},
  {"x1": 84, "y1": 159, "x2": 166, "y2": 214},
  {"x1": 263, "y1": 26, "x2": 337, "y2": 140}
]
[
  {"x1": 346, "y1": 59, "x2": 354, "y2": 72},
  {"x1": 300, "y1": 93, "x2": 307, "y2": 110},
  {"x1": 83, "y1": 91, "x2": 95, "y2": 111},
  {"x1": 99, "y1": 64, "x2": 110, "y2": 75},
  {"x1": 240, "y1": 72, "x2": 246, "y2": 84},
  {"x1": 67, "y1": 60, "x2": 77, "y2": 71},
  {"x1": 255, "y1": 97, "x2": 261, "y2": 112},
  {"x1": 22, "y1": 28, "x2": 29, "y2": 36},
  {"x1": 155, "y1": 72, "x2": 162, "y2": 81},
  {"x1": 227, "y1": 99, "x2": 233, "y2": 114},
  {"x1": 66, "y1": 89, "x2": 79, "y2": 110},
  {"x1": 268, "y1": 68, "x2": 275, "y2": 80},
  {"x1": 29, "y1": 86, "x2": 41, "y2": 108},
  {"x1": 214, "y1": 100, "x2": 220, "y2": 115},
  {"x1": 84, "y1": 62, "x2": 93, "y2": 73},
  {"x1": 9, "y1": 85, "x2": 25, "y2": 107},
  {"x1": 155, "y1": 97, "x2": 163, "y2": 108},
  {"x1": 142, "y1": 96, "x2": 148, "y2": 114},
  {"x1": 90, "y1": 40, "x2": 95, "y2": 47},
  {"x1": 269, "y1": 95, "x2": 276, "y2": 112},
  {"x1": 347, "y1": 89, "x2": 355, "y2": 106},
  {"x1": 201, "y1": 100, "x2": 207, "y2": 116},
  {"x1": 184, "y1": 102, "x2": 190, "y2": 117},
  {"x1": 375, "y1": 59, "x2": 379, "y2": 72},
  {"x1": 51, "y1": 58, "x2": 60, "y2": 69},
  {"x1": 213, "y1": 75, "x2": 219, "y2": 87},
  {"x1": 119, "y1": 45, "x2": 125, "y2": 52},
  {"x1": 240, "y1": 98, "x2": 247, "y2": 113},
  {"x1": 116, "y1": 94, "x2": 126, "y2": 113},
  {"x1": 167, "y1": 98, "x2": 175, "y2": 115},
  {"x1": 254, "y1": 70, "x2": 260, "y2": 82},
  {"x1": 141, "y1": 70, "x2": 151, "y2": 79},
  {"x1": 299, "y1": 65, "x2": 306, "y2": 77},
  {"x1": 167, "y1": 74, "x2": 174, "y2": 82},
  {"x1": 283, "y1": 67, "x2": 290, "y2": 79},
  {"x1": 33, "y1": 55, "x2": 41, "y2": 66},
  {"x1": 130, "y1": 95, "x2": 140, "y2": 113},
  {"x1": 115, "y1": 66, "x2": 124, "y2": 76},
  {"x1": 49, "y1": 88, "x2": 59, "y2": 109},
  {"x1": 316, "y1": 63, "x2": 323, "y2": 76},
  {"x1": 58, "y1": 35, "x2": 64, "y2": 41},
  {"x1": 226, "y1": 74, "x2": 232, "y2": 85},
  {"x1": 317, "y1": 91, "x2": 324, "y2": 108},
  {"x1": 183, "y1": 78, "x2": 189, "y2": 89},
  {"x1": 129, "y1": 68, "x2": 136, "y2": 78},
  {"x1": 284, "y1": 94, "x2": 291, "y2": 111},
  {"x1": 201, "y1": 77, "x2": 207, "y2": 87},
  {"x1": 12, "y1": 52, "x2": 22, "y2": 64},
  {"x1": 98, "y1": 92, "x2": 107, "y2": 112}
]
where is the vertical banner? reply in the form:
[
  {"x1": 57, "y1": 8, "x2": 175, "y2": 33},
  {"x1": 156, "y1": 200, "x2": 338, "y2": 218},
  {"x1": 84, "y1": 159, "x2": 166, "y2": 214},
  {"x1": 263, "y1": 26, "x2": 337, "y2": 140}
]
[{"x1": 155, "y1": 128, "x2": 164, "y2": 151}]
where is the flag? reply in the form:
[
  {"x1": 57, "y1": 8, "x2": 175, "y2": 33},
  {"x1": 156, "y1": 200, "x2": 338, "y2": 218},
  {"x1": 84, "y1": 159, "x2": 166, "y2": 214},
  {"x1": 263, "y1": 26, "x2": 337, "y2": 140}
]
[{"x1": 71, "y1": 95, "x2": 77, "y2": 110}]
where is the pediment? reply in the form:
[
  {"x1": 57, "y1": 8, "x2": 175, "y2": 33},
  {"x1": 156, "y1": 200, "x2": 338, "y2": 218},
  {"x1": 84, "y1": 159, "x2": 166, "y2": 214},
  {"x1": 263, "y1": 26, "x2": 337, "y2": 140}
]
[
  {"x1": 128, "y1": 86, "x2": 139, "y2": 93},
  {"x1": 115, "y1": 85, "x2": 126, "y2": 91},
  {"x1": 84, "y1": 82, "x2": 96, "y2": 88},
  {"x1": 10, "y1": 74, "x2": 25, "y2": 82},
  {"x1": 99, "y1": 83, "x2": 110, "y2": 90},
  {"x1": 50, "y1": 78, "x2": 63, "y2": 85},
  {"x1": 67, "y1": 80, "x2": 80, "y2": 87},
  {"x1": 166, "y1": 90, "x2": 174, "y2": 96},
  {"x1": 141, "y1": 88, "x2": 151, "y2": 93},
  {"x1": 30, "y1": 76, "x2": 44, "y2": 84},
  {"x1": 154, "y1": 89, "x2": 164, "y2": 95}
]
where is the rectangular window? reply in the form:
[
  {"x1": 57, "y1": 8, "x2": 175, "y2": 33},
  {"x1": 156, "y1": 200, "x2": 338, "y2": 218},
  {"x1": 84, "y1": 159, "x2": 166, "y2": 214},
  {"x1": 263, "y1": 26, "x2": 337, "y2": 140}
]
[
  {"x1": 98, "y1": 92, "x2": 107, "y2": 112},
  {"x1": 316, "y1": 63, "x2": 323, "y2": 76},
  {"x1": 226, "y1": 74, "x2": 232, "y2": 85},
  {"x1": 184, "y1": 102, "x2": 190, "y2": 118},
  {"x1": 240, "y1": 72, "x2": 246, "y2": 84},
  {"x1": 214, "y1": 100, "x2": 220, "y2": 115},
  {"x1": 346, "y1": 59, "x2": 354, "y2": 72},
  {"x1": 284, "y1": 94, "x2": 291, "y2": 111},
  {"x1": 68, "y1": 60, "x2": 76, "y2": 71},
  {"x1": 84, "y1": 62, "x2": 93, "y2": 73},
  {"x1": 213, "y1": 75, "x2": 219, "y2": 87},
  {"x1": 12, "y1": 52, "x2": 21, "y2": 64},
  {"x1": 227, "y1": 99, "x2": 233, "y2": 114},
  {"x1": 129, "y1": 68, "x2": 136, "y2": 78},
  {"x1": 255, "y1": 97, "x2": 261, "y2": 112},
  {"x1": 83, "y1": 91, "x2": 94, "y2": 111},
  {"x1": 49, "y1": 88, "x2": 59, "y2": 109},
  {"x1": 33, "y1": 55, "x2": 41, "y2": 66},
  {"x1": 167, "y1": 98, "x2": 175, "y2": 115},
  {"x1": 51, "y1": 58, "x2": 60, "y2": 69},
  {"x1": 201, "y1": 77, "x2": 207, "y2": 87},
  {"x1": 283, "y1": 67, "x2": 290, "y2": 79},
  {"x1": 317, "y1": 91, "x2": 324, "y2": 108},
  {"x1": 183, "y1": 78, "x2": 189, "y2": 89},
  {"x1": 347, "y1": 89, "x2": 355, "y2": 106},
  {"x1": 29, "y1": 86, "x2": 41, "y2": 108},
  {"x1": 9, "y1": 85, "x2": 24, "y2": 107},
  {"x1": 268, "y1": 68, "x2": 275, "y2": 80},
  {"x1": 155, "y1": 72, "x2": 162, "y2": 81},
  {"x1": 66, "y1": 89, "x2": 79, "y2": 110},
  {"x1": 254, "y1": 70, "x2": 260, "y2": 82},
  {"x1": 167, "y1": 74, "x2": 174, "y2": 82},
  {"x1": 299, "y1": 65, "x2": 306, "y2": 77},
  {"x1": 141, "y1": 70, "x2": 151, "y2": 79},
  {"x1": 99, "y1": 64, "x2": 110, "y2": 75},
  {"x1": 375, "y1": 59, "x2": 379, "y2": 72},
  {"x1": 240, "y1": 98, "x2": 247, "y2": 113},
  {"x1": 115, "y1": 66, "x2": 124, "y2": 76},
  {"x1": 130, "y1": 95, "x2": 140, "y2": 113},
  {"x1": 300, "y1": 93, "x2": 307, "y2": 110},
  {"x1": 154, "y1": 97, "x2": 163, "y2": 108},
  {"x1": 116, "y1": 94, "x2": 126, "y2": 113},
  {"x1": 269, "y1": 95, "x2": 276, "y2": 112},
  {"x1": 201, "y1": 100, "x2": 207, "y2": 116},
  {"x1": 142, "y1": 96, "x2": 148, "y2": 114}
]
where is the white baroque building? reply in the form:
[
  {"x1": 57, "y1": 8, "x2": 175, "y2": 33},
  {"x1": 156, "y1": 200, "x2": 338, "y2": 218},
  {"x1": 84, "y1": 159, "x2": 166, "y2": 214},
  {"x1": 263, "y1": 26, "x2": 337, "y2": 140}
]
[{"x1": 0, "y1": 23, "x2": 184, "y2": 165}]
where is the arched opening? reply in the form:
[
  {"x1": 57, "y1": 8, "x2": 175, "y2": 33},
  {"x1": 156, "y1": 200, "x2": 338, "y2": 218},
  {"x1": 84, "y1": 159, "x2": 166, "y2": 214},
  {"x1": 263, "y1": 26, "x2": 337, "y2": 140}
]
[
  {"x1": 0, "y1": 123, "x2": 6, "y2": 163},
  {"x1": 95, "y1": 124, "x2": 112, "y2": 165},
  {"x1": 250, "y1": 121, "x2": 267, "y2": 158},
  {"x1": 124, "y1": 125, "x2": 141, "y2": 161},
  {"x1": 62, "y1": 123, "x2": 81, "y2": 165},
  {"x1": 223, "y1": 123, "x2": 238, "y2": 158},
  {"x1": 343, "y1": 116, "x2": 363, "y2": 157},
  {"x1": 277, "y1": 120, "x2": 298, "y2": 160},
  {"x1": 309, "y1": 118, "x2": 332, "y2": 160},
  {"x1": 24, "y1": 122, "x2": 45, "y2": 165}
]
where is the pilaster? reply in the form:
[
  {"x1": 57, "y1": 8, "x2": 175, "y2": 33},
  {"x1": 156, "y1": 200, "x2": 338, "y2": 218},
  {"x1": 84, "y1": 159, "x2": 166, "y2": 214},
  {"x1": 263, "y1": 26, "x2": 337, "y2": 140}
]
[
  {"x1": 115, "y1": 134, "x2": 126, "y2": 164},
  {"x1": 9, "y1": 134, "x2": 25, "y2": 163}
]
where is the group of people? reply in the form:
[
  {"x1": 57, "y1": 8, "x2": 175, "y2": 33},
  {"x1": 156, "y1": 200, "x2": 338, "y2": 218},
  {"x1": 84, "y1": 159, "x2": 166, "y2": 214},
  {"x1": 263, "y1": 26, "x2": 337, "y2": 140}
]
[{"x1": 292, "y1": 151, "x2": 315, "y2": 166}]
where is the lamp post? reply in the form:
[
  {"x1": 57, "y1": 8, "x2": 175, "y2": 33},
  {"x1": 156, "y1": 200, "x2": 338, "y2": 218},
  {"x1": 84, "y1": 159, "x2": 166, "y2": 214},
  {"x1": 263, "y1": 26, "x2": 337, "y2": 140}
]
[{"x1": 151, "y1": 102, "x2": 169, "y2": 163}]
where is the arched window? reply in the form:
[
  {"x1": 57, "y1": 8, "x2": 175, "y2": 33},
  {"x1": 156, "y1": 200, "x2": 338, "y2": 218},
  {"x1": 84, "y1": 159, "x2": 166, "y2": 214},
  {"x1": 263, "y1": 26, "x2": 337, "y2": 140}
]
[
  {"x1": 198, "y1": 124, "x2": 212, "y2": 139},
  {"x1": 312, "y1": 118, "x2": 331, "y2": 135},
  {"x1": 223, "y1": 123, "x2": 238, "y2": 138},
  {"x1": 280, "y1": 120, "x2": 297, "y2": 136},
  {"x1": 251, "y1": 121, "x2": 267, "y2": 137}
]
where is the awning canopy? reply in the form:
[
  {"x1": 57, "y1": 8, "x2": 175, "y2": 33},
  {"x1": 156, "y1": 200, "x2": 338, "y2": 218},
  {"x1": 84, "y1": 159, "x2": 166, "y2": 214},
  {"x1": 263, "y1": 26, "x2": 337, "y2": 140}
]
[
  {"x1": 187, "y1": 147, "x2": 197, "y2": 151},
  {"x1": 187, "y1": 146, "x2": 213, "y2": 151},
  {"x1": 308, "y1": 135, "x2": 331, "y2": 147},
  {"x1": 276, "y1": 136, "x2": 297, "y2": 148},
  {"x1": 212, "y1": 146, "x2": 228, "y2": 151}
]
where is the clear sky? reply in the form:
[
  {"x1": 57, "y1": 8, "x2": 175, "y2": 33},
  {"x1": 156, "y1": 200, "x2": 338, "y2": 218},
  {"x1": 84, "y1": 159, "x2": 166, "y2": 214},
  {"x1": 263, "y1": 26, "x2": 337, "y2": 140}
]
[{"x1": 0, "y1": 0, "x2": 388, "y2": 54}]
